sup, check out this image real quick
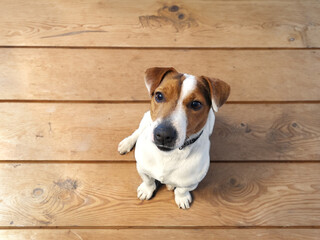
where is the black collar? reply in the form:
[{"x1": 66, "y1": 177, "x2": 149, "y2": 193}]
[{"x1": 179, "y1": 130, "x2": 203, "y2": 150}]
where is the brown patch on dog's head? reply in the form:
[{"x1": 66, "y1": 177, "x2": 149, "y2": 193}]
[
  {"x1": 149, "y1": 71, "x2": 185, "y2": 121},
  {"x1": 200, "y1": 76, "x2": 230, "y2": 112},
  {"x1": 144, "y1": 67, "x2": 178, "y2": 96},
  {"x1": 183, "y1": 79, "x2": 212, "y2": 136}
]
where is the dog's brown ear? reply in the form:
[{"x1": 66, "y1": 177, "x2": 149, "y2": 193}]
[
  {"x1": 145, "y1": 67, "x2": 177, "y2": 96},
  {"x1": 201, "y1": 76, "x2": 230, "y2": 112}
]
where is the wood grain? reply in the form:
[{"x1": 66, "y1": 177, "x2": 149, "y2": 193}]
[
  {"x1": 0, "y1": 103, "x2": 319, "y2": 161},
  {"x1": 1, "y1": 48, "x2": 320, "y2": 101},
  {"x1": 0, "y1": 0, "x2": 319, "y2": 47},
  {"x1": 0, "y1": 163, "x2": 319, "y2": 227},
  {"x1": 0, "y1": 229, "x2": 319, "y2": 240},
  {"x1": 211, "y1": 103, "x2": 320, "y2": 160},
  {"x1": 0, "y1": 0, "x2": 319, "y2": 236}
]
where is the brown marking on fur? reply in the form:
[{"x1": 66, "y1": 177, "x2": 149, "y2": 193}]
[
  {"x1": 200, "y1": 76, "x2": 231, "y2": 111},
  {"x1": 183, "y1": 80, "x2": 212, "y2": 136},
  {"x1": 145, "y1": 67, "x2": 177, "y2": 96},
  {"x1": 197, "y1": 77, "x2": 212, "y2": 106},
  {"x1": 150, "y1": 73, "x2": 182, "y2": 121},
  {"x1": 173, "y1": 73, "x2": 186, "y2": 81}
]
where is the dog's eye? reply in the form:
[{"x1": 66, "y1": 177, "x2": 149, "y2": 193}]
[
  {"x1": 190, "y1": 101, "x2": 202, "y2": 111},
  {"x1": 155, "y1": 92, "x2": 165, "y2": 103}
]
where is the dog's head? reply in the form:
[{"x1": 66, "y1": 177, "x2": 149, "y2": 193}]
[{"x1": 145, "y1": 67, "x2": 230, "y2": 152}]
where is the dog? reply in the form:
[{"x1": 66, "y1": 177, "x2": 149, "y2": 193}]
[{"x1": 118, "y1": 67, "x2": 230, "y2": 209}]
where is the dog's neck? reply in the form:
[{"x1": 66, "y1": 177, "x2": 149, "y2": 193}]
[{"x1": 179, "y1": 130, "x2": 203, "y2": 150}]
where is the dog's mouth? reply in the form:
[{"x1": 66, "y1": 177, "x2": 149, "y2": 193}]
[{"x1": 156, "y1": 145, "x2": 174, "y2": 152}]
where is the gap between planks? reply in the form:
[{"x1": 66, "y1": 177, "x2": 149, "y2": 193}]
[
  {"x1": 1, "y1": 46, "x2": 320, "y2": 50},
  {"x1": 0, "y1": 100, "x2": 320, "y2": 104},
  {"x1": 0, "y1": 226, "x2": 320, "y2": 230},
  {"x1": 0, "y1": 160, "x2": 319, "y2": 164}
]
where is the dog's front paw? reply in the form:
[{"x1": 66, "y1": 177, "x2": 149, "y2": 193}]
[
  {"x1": 118, "y1": 137, "x2": 135, "y2": 155},
  {"x1": 137, "y1": 182, "x2": 156, "y2": 200},
  {"x1": 174, "y1": 191, "x2": 192, "y2": 209}
]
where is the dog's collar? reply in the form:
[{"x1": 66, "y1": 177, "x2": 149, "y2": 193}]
[{"x1": 179, "y1": 130, "x2": 203, "y2": 150}]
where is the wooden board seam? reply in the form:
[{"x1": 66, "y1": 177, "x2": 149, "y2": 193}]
[
  {"x1": 1, "y1": 46, "x2": 320, "y2": 50},
  {"x1": 0, "y1": 160, "x2": 320, "y2": 164},
  {"x1": 0, "y1": 226, "x2": 320, "y2": 230},
  {"x1": 0, "y1": 100, "x2": 320, "y2": 104}
]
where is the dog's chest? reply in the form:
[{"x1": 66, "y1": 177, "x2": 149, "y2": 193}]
[
  {"x1": 146, "y1": 158, "x2": 175, "y2": 183},
  {"x1": 135, "y1": 132, "x2": 209, "y2": 187},
  {"x1": 136, "y1": 141, "x2": 188, "y2": 184}
]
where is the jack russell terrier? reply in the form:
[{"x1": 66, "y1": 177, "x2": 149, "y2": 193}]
[{"x1": 118, "y1": 67, "x2": 230, "y2": 209}]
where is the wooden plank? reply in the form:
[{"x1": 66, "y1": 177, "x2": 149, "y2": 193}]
[
  {"x1": 0, "y1": 103, "x2": 319, "y2": 161},
  {"x1": 0, "y1": 163, "x2": 319, "y2": 226},
  {"x1": 0, "y1": 0, "x2": 319, "y2": 47},
  {"x1": 0, "y1": 229, "x2": 319, "y2": 240},
  {"x1": 1, "y1": 49, "x2": 320, "y2": 101}
]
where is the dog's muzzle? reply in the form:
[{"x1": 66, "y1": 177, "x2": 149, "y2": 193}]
[{"x1": 153, "y1": 122, "x2": 177, "y2": 151}]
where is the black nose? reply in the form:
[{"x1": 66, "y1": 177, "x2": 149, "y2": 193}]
[{"x1": 154, "y1": 123, "x2": 177, "y2": 150}]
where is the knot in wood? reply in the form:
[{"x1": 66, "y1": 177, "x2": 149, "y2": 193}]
[
  {"x1": 54, "y1": 178, "x2": 78, "y2": 191},
  {"x1": 178, "y1": 14, "x2": 185, "y2": 19},
  {"x1": 32, "y1": 188, "x2": 44, "y2": 197},
  {"x1": 169, "y1": 5, "x2": 179, "y2": 12}
]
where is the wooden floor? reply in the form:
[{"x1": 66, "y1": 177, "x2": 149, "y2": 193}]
[{"x1": 0, "y1": 0, "x2": 320, "y2": 239}]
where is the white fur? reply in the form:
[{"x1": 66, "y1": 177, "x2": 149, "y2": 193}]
[
  {"x1": 212, "y1": 101, "x2": 219, "y2": 112},
  {"x1": 169, "y1": 74, "x2": 197, "y2": 148},
  {"x1": 118, "y1": 74, "x2": 216, "y2": 209},
  {"x1": 145, "y1": 81, "x2": 152, "y2": 95},
  {"x1": 169, "y1": 107, "x2": 187, "y2": 148},
  {"x1": 181, "y1": 74, "x2": 197, "y2": 100}
]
